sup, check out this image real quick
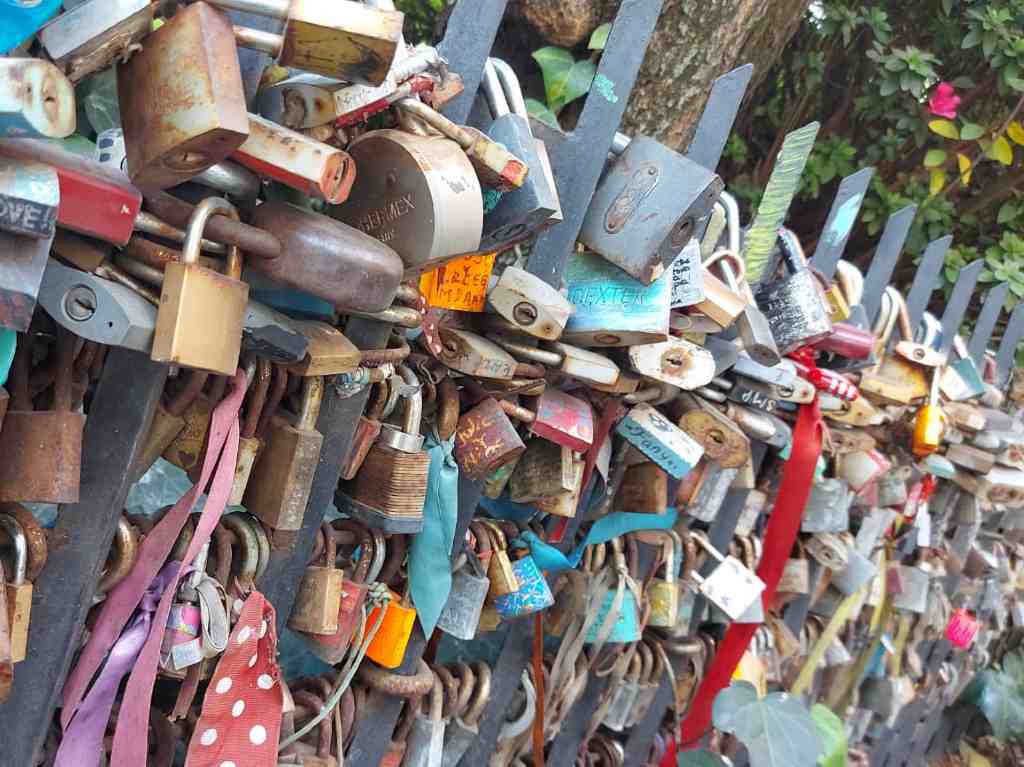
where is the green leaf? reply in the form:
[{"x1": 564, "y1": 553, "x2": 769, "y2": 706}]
[
  {"x1": 588, "y1": 22, "x2": 611, "y2": 50},
  {"x1": 678, "y1": 750, "x2": 729, "y2": 767},
  {"x1": 984, "y1": 31, "x2": 998, "y2": 57},
  {"x1": 531, "y1": 46, "x2": 595, "y2": 114},
  {"x1": 525, "y1": 98, "x2": 560, "y2": 130},
  {"x1": 1009, "y1": 77, "x2": 1024, "y2": 93},
  {"x1": 928, "y1": 119, "x2": 959, "y2": 139},
  {"x1": 811, "y1": 705, "x2": 847, "y2": 767},
  {"x1": 960, "y1": 669, "x2": 1024, "y2": 739},
  {"x1": 999, "y1": 201, "x2": 1019, "y2": 224},
  {"x1": 930, "y1": 168, "x2": 947, "y2": 195},
  {"x1": 990, "y1": 135, "x2": 1014, "y2": 165},
  {"x1": 713, "y1": 682, "x2": 824, "y2": 767},
  {"x1": 924, "y1": 149, "x2": 948, "y2": 167},
  {"x1": 962, "y1": 29, "x2": 981, "y2": 48},
  {"x1": 879, "y1": 78, "x2": 898, "y2": 97},
  {"x1": 961, "y1": 122, "x2": 985, "y2": 140},
  {"x1": 941, "y1": 0, "x2": 953, "y2": 14}
]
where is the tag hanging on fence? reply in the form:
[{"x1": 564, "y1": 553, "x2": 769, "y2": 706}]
[{"x1": 419, "y1": 253, "x2": 496, "y2": 312}]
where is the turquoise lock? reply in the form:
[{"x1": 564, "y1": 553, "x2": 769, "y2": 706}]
[{"x1": 493, "y1": 555, "x2": 554, "y2": 619}]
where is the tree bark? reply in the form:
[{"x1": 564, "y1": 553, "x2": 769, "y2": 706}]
[{"x1": 620, "y1": 0, "x2": 813, "y2": 151}]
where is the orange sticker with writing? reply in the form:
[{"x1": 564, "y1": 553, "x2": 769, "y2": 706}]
[{"x1": 419, "y1": 253, "x2": 496, "y2": 312}]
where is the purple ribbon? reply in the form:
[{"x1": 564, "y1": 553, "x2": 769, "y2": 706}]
[{"x1": 55, "y1": 563, "x2": 179, "y2": 767}]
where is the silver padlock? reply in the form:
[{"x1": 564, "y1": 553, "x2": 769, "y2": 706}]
[
  {"x1": 436, "y1": 549, "x2": 489, "y2": 641},
  {"x1": 801, "y1": 478, "x2": 853, "y2": 534},
  {"x1": 831, "y1": 543, "x2": 878, "y2": 595},
  {"x1": 628, "y1": 338, "x2": 715, "y2": 390},
  {"x1": 876, "y1": 466, "x2": 910, "y2": 508},
  {"x1": 486, "y1": 266, "x2": 573, "y2": 340},
  {"x1": 688, "y1": 535, "x2": 765, "y2": 621},
  {"x1": 891, "y1": 565, "x2": 930, "y2": 614},
  {"x1": 754, "y1": 228, "x2": 833, "y2": 353},
  {"x1": 405, "y1": 672, "x2": 446, "y2": 767},
  {"x1": 602, "y1": 653, "x2": 642, "y2": 732},
  {"x1": 669, "y1": 239, "x2": 705, "y2": 308},
  {"x1": 38, "y1": 0, "x2": 154, "y2": 82}
]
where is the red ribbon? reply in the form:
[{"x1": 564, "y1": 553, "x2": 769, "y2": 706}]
[{"x1": 662, "y1": 399, "x2": 823, "y2": 764}]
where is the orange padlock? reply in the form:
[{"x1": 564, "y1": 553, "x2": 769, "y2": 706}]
[{"x1": 364, "y1": 590, "x2": 417, "y2": 669}]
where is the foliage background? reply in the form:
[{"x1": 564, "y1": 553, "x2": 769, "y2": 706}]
[{"x1": 404, "y1": 0, "x2": 1024, "y2": 346}]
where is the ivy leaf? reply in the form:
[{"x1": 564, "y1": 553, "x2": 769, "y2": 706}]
[
  {"x1": 989, "y1": 136, "x2": 1014, "y2": 165},
  {"x1": 532, "y1": 47, "x2": 596, "y2": 114},
  {"x1": 811, "y1": 705, "x2": 847, "y2": 767},
  {"x1": 961, "y1": 122, "x2": 985, "y2": 141},
  {"x1": 999, "y1": 201, "x2": 1019, "y2": 224},
  {"x1": 1009, "y1": 122, "x2": 1024, "y2": 146},
  {"x1": 924, "y1": 149, "x2": 947, "y2": 167},
  {"x1": 712, "y1": 682, "x2": 824, "y2": 767},
  {"x1": 930, "y1": 168, "x2": 946, "y2": 196},
  {"x1": 928, "y1": 119, "x2": 959, "y2": 139},
  {"x1": 588, "y1": 22, "x2": 611, "y2": 50},
  {"x1": 526, "y1": 98, "x2": 560, "y2": 130},
  {"x1": 678, "y1": 750, "x2": 729, "y2": 767}
]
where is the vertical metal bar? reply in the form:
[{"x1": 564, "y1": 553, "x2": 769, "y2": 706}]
[
  {"x1": 809, "y1": 168, "x2": 875, "y2": 280},
  {"x1": 861, "y1": 205, "x2": 916, "y2": 325},
  {"x1": 437, "y1": 0, "x2": 509, "y2": 124},
  {"x1": 526, "y1": 0, "x2": 667, "y2": 287},
  {"x1": 784, "y1": 560, "x2": 824, "y2": 637},
  {"x1": 622, "y1": 676, "x2": 674, "y2": 764},
  {"x1": 997, "y1": 300, "x2": 1024, "y2": 385},
  {"x1": 938, "y1": 260, "x2": 983, "y2": 356},
  {"x1": 683, "y1": 64, "x2": 753, "y2": 172},
  {"x1": 0, "y1": 350, "x2": 167, "y2": 767},
  {"x1": 904, "y1": 236, "x2": 951, "y2": 335},
  {"x1": 968, "y1": 283, "x2": 1009, "y2": 365}
]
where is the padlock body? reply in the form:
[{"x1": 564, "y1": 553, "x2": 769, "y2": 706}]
[
  {"x1": 493, "y1": 556, "x2": 554, "y2": 618},
  {"x1": 617, "y1": 403, "x2": 703, "y2": 480},
  {"x1": 6, "y1": 582, "x2": 30, "y2": 663},
  {"x1": 647, "y1": 580, "x2": 679, "y2": 627},
  {"x1": 365, "y1": 594, "x2": 416, "y2": 668},
  {"x1": 244, "y1": 416, "x2": 323, "y2": 531},
  {"x1": 228, "y1": 435, "x2": 261, "y2": 506},
  {"x1": 487, "y1": 266, "x2": 572, "y2": 340},
  {"x1": 163, "y1": 394, "x2": 215, "y2": 476},
  {"x1": 583, "y1": 588, "x2": 641, "y2": 643},
  {"x1": 304, "y1": 579, "x2": 369, "y2": 664},
  {"x1": 0, "y1": 230, "x2": 53, "y2": 332},
  {"x1": 0, "y1": 410, "x2": 83, "y2": 503},
  {"x1": 912, "y1": 404, "x2": 945, "y2": 457},
  {"x1": 509, "y1": 439, "x2": 573, "y2": 503},
  {"x1": 777, "y1": 557, "x2": 810, "y2": 594},
  {"x1": 441, "y1": 722, "x2": 478, "y2": 767},
  {"x1": 437, "y1": 568, "x2": 489, "y2": 640},
  {"x1": 117, "y1": 2, "x2": 249, "y2": 190},
  {"x1": 534, "y1": 455, "x2": 583, "y2": 518},
  {"x1": 453, "y1": 398, "x2": 525, "y2": 480},
  {"x1": 531, "y1": 388, "x2": 594, "y2": 453},
  {"x1": 289, "y1": 565, "x2": 345, "y2": 634},
  {"x1": 801, "y1": 478, "x2": 852, "y2": 533},
  {"x1": 331, "y1": 130, "x2": 482, "y2": 274},
  {"x1": 38, "y1": 0, "x2": 154, "y2": 83},
  {"x1": 487, "y1": 549, "x2": 520, "y2": 598},
  {"x1": 615, "y1": 462, "x2": 668, "y2": 514},
  {"x1": 580, "y1": 138, "x2": 723, "y2": 285},
  {"x1": 343, "y1": 444, "x2": 430, "y2": 529},
  {"x1": 563, "y1": 250, "x2": 670, "y2": 347},
  {"x1": 341, "y1": 416, "x2": 382, "y2": 480},
  {"x1": 132, "y1": 405, "x2": 186, "y2": 481},
  {"x1": 602, "y1": 681, "x2": 641, "y2": 732},
  {"x1": 280, "y1": 0, "x2": 404, "y2": 86},
  {"x1": 858, "y1": 354, "x2": 928, "y2": 404},
  {"x1": 404, "y1": 714, "x2": 445, "y2": 767},
  {"x1": 754, "y1": 269, "x2": 832, "y2": 354},
  {"x1": 628, "y1": 339, "x2": 715, "y2": 390},
  {"x1": 0, "y1": 159, "x2": 58, "y2": 239},
  {"x1": 479, "y1": 115, "x2": 558, "y2": 252},
  {"x1": 151, "y1": 262, "x2": 248, "y2": 375}
]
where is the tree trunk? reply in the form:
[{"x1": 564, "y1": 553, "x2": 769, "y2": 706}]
[{"x1": 620, "y1": 0, "x2": 813, "y2": 151}]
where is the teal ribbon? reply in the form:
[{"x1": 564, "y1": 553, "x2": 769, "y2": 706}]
[
  {"x1": 408, "y1": 431, "x2": 459, "y2": 636},
  {"x1": 0, "y1": 329, "x2": 14, "y2": 387},
  {"x1": 515, "y1": 508, "x2": 679, "y2": 573}
]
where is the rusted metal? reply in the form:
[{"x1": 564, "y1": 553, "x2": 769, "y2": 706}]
[
  {"x1": 143, "y1": 190, "x2": 283, "y2": 258},
  {"x1": 357, "y1": 658, "x2": 435, "y2": 698}
]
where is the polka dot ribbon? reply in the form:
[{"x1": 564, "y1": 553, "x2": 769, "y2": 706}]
[{"x1": 185, "y1": 591, "x2": 283, "y2": 767}]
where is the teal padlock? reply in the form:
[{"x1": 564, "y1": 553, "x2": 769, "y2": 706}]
[{"x1": 492, "y1": 555, "x2": 554, "y2": 619}]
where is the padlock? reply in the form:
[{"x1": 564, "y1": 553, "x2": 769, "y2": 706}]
[
  {"x1": 284, "y1": 320, "x2": 361, "y2": 377},
  {"x1": 117, "y1": 2, "x2": 249, "y2": 190},
  {"x1": 617, "y1": 403, "x2": 704, "y2": 479},
  {"x1": 486, "y1": 266, "x2": 572, "y2": 340},
  {"x1": 492, "y1": 553, "x2": 554, "y2": 618},
  {"x1": 441, "y1": 662, "x2": 491, "y2": 767},
  {"x1": 831, "y1": 543, "x2": 878, "y2": 595},
  {"x1": 628, "y1": 338, "x2": 715, "y2": 390},
  {"x1": 579, "y1": 131, "x2": 722, "y2": 285},
  {"x1": 912, "y1": 366, "x2": 947, "y2": 458},
  {"x1": 692, "y1": 255, "x2": 748, "y2": 331},
  {"x1": 0, "y1": 59, "x2": 75, "y2": 139},
  {"x1": 777, "y1": 542, "x2": 810, "y2": 595},
  {"x1": 0, "y1": 516, "x2": 31, "y2": 664},
  {"x1": 483, "y1": 522, "x2": 519, "y2": 598},
  {"x1": 161, "y1": 375, "x2": 222, "y2": 476},
  {"x1": 891, "y1": 565, "x2": 930, "y2": 613},
  {"x1": 497, "y1": 388, "x2": 595, "y2": 454},
  {"x1": 231, "y1": 113, "x2": 355, "y2": 203},
  {"x1": 483, "y1": 458, "x2": 518, "y2": 499},
  {"x1": 290, "y1": 690, "x2": 337, "y2": 767},
  {"x1": 631, "y1": 641, "x2": 664, "y2": 726},
  {"x1": 244, "y1": 375, "x2": 324, "y2": 531},
  {"x1": 805, "y1": 532, "x2": 849, "y2": 571},
  {"x1": 893, "y1": 290, "x2": 946, "y2": 369},
  {"x1": 404, "y1": 671, "x2": 446, "y2": 767},
  {"x1": 130, "y1": 370, "x2": 209, "y2": 482},
  {"x1": 678, "y1": 395, "x2": 751, "y2": 469},
  {"x1": 801, "y1": 478, "x2": 852, "y2": 533},
  {"x1": 150, "y1": 197, "x2": 249, "y2": 375},
  {"x1": 436, "y1": 328, "x2": 517, "y2": 379},
  {"x1": 230, "y1": 361, "x2": 271, "y2": 504},
  {"x1": 754, "y1": 228, "x2": 833, "y2": 354},
  {"x1": 615, "y1": 462, "x2": 668, "y2": 514},
  {"x1": 876, "y1": 466, "x2": 910, "y2": 508},
  {"x1": 585, "y1": 538, "x2": 643, "y2": 643},
  {"x1": 0, "y1": 329, "x2": 84, "y2": 503},
  {"x1": 364, "y1": 590, "x2": 417, "y2": 669},
  {"x1": 437, "y1": 548, "x2": 490, "y2": 641},
  {"x1": 508, "y1": 439, "x2": 576, "y2": 503},
  {"x1": 490, "y1": 334, "x2": 621, "y2": 387},
  {"x1": 0, "y1": 157, "x2": 58, "y2": 239},
  {"x1": 340, "y1": 364, "x2": 430, "y2": 533},
  {"x1": 330, "y1": 130, "x2": 483, "y2": 274},
  {"x1": 647, "y1": 531, "x2": 682, "y2": 627},
  {"x1": 563, "y1": 249, "x2": 671, "y2": 347},
  {"x1": 37, "y1": 0, "x2": 153, "y2": 83},
  {"x1": 289, "y1": 523, "x2": 346, "y2": 635},
  {"x1": 603, "y1": 652, "x2": 642, "y2": 732},
  {"x1": 858, "y1": 288, "x2": 930, "y2": 404},
  {"x1": 217, "y1": 0, "x2": 403, "y2": 85},
  {"x1": 304, "y1": 521, "x2": 383, "y2": 663},
  {"x1": 687, "y1": 534, "x2": 765, "y2": 621},
  {"x1": 453, "y1": 397, "x2": 526, "y2": 481},
  {"x1": 476, "y1": 59, "x2": 559, "y2": 251},
  {"x1": 534, "y1": 453, "x2": 584, "y2": 518},
  {"x1": 947, "y1": 444, "x2": 995, "y2": 474}
]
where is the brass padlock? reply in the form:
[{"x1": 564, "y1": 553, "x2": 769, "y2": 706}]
[
  {"x1": 615, "y1": 462, "x2": 668, "y2": 515},
  {"x1": 535, "y1": 452, "x2": 585, "y2": 518},
  {"x1": 230, "y1": 361, "x2": 271, "y2": 505},
  {"x1": 289, "y1": 523, "x2": 345, "y2": 635},
  {"x1": 647, "y1": 531, "x2": 682, "y2": 628},
  {"x1": 244, "y1": 375, "x2": 324, "y2": 532},
  {"x1": 0, "y1": 329, "x2": 84, "y2": 503},
  {"x1": 162, "y1": 376, "x2": 222, "y2": 477},
  {"x1": 0, "y1": 516, "x2": 31, "y2": 664},
  {"x1": 508, "y1": 439, "x2": 575, "y2": 504},
  {"x1": 131, "y1": 370, "x2": 209, "y2": 482},
  {"x1": 678, "y1": 395, "x2": 751, "y2": 469},
  {"x1": 483, "y1": 522, "x2": 519, "y2": 598},
  {"x1": 117, "y1": 2, "x2": 249, "y2": 190},
  {"x1": 150, "y1": 198, "x2": 249, "y2": 375},
  {"x1": 628, "y1": 338, "x2": 715, "y2": 390}
]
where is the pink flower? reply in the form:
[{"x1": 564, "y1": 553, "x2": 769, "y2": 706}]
[{"x1": 928, "y1": 82, "x2": 961, "y2": 119}]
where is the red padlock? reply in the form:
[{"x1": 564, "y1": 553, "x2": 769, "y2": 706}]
[{"x1": 945, "y1": 608, "x2": 980, "y2": 649}]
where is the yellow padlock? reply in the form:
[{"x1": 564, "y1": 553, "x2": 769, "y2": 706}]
[{"x1": 912, "y1": 367, "x2": 947, "y2": 457}]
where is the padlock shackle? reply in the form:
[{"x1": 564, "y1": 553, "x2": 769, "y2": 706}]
[
  {"x1": 183, "y1": 197, "x2": 244, "y2": 278},
  {"x1": 0, "y1": 515, "x2": 27, "y2": 585},
  {"x1": 719, "y1": 192, "x2": 742, "y2": 255},
  {"x1": 424, "y1": 673, "x2": 445, "y2": 721},
  {"x1": 489, "y1": 58, "x2": 530, "y2": 122},
  {"x1": 54, "y1": 326, "x2": 76, "y2": 414},
  {"x1": 221, "y1": 513, "x2": 260, "y2": 585},
  {"x1": 193, "y1": 161, "x2": 262, "y2": 201},
  {"x1": 296, "y1": 376, "x2": 324, "y2": 431},
  {"x1": 776, "y1": 227, "x2": 809, "y2": 274},
  {"x1": 436, "y1": 377, "x2": 460, "y2": 441},
  {"x1": 207, "y1": 0, "x2": 290, "y2": 19},
  {"x1": 463, "y1": 662, "x2": 491, "y2": 726},
  {"x1": 134, "y1": 212, "x2": 228, "y2": 255},
  {"x1": 232, "y1": 24, "x2": 284, "y2": 57},
  {"x1": 396, "y1": 364, "x2": 423, "y2": 437},
  {"x1": 481, "y1": 59, "x2": 511, "y2": 119},
  {"x1": 394, "y1": 98, "x2": 474, "y2": 151},
  {"x1": 241, "y1": 360, "x2": 272, "y2": 439}
]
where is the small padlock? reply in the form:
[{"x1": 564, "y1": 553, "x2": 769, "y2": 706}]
[
  {"x1": 244, "y1": 375, "x2": 324, "y2": 531},
  {"x1": 628, "y1": 338, "x2": 715, "y2": 390},
  {"x1": 0, "y1": 157, "x2": 59, "y2": 239},
  {"x1": 777, "y1": 542, "x2": 810, "y2": 595},
  {"x1": 801, "y1": 477, "x2": 853, "y2": 533},
  {"x1": 453, "y1": 397, "x2": 526, "y2": 481},
  {"x1": 579, "y1": 131, "x2": 722, "y2": 285},
  {"x1": 602, "y1": 652, "x2": 643, "y2": 732},
  {"x1": 483, "y1": 522, "x2": 519, "y2": 598},
  {"x1": 615, "y1": 462, "x2": 668, "y2": 515},
  {"x1": 0, "y1": 59, "x2": 75, "y2": 139},
  {"x1": 340, "y1": 364, "x2": 430, "y2": 533},
  {"x1": 117, "y1": 3, "x2": 249, "y2": 190},
  {"x1": 161, "y1": 375, "x2": 222, "y2": 477},
  {"x1": 364, "y1": 589, "x2": 417, "y2": 669},
  {"x1": 131, "y1": 370, "x2": 209, "y2": 482},
  {"x1": 678, "y1": 395, "x2": 751, "y2": 469},
  {"x1": 229, "y1": 361, "x2": 271, "y2": 504},
  {"x1": 534, "y1": 453, "x2": 585, "y2": 518},
  {"x1": 436, "y1": 328, "x2": 517, "y2": 380},
  {"x1": 754, "y1": 228, "x2": 833, "y2": 354},
  {"x1": 687, "y1": 534, "x2": 765, "y2": 621},
  {"x1": 630, "y1": 642, "x2": 664, "y2": 726},
  {"x1": 492, "y1": 553, "x2": 554, "y2": 619},
  {"x1": 831, "y1": 543, "x2": 878, "y2": 595},
  {"x1": 0, "y1": 516, "x2": 31, "y2": 664},
  {"x1": 289, "y1": 523, "x2": 346, "y2": 635},
  {"x1": 497, "y1": 388, "x2": 595, "y2": 454},
  {"x1": 0, "y1": 329, "x2": 84, "y2": 503},
  {"x1": 486, "y1": 266, "x2": 572, "y2": 340},
  {"x1": 330, "y1": 130, "x2": 483, "y2": 274},
  {"x1": 437, "y1": 548, "x2": 490, "y2": 641},
  {"x1": 563, "y1": 249, "x2": 671, "y2": 347},
  {"x1": 647, "y1": 531, "x2": 682, "y2": 627},
  {"x1": 150, "y1": 198, "x2": 249, "y2": 375},
  {"x1": 912, "y1": 366, "x2": 947, "y2": 458},
  {"x1": 876, "y1": 466, "x2": 910, "y2": 508},
  {"x1": 508, "y1": 439, "x2": 575, "y2": 503},
  {"x1": 585, "y1": 538, "x2": 642, "y2": 643},
  {"x1": 891, "y1": 565, "x2": 930, "y2": 613},
  {"x1": 490, "y1": 333, "x2": 621, "y2": 387},
  {"x1": 617, "y1": 403, "x2": 704, "y2": 480},
  {"x1": 805, "y1": 532, "x2": 850, "y2": 571},
  {"x1": 404, "y1": 672, "x2": 446, "y2": 767}
]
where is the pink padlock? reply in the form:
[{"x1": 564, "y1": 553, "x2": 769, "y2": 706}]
[{"x1": 946, "y1": 608, "x2": 980, "y2": 649}]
